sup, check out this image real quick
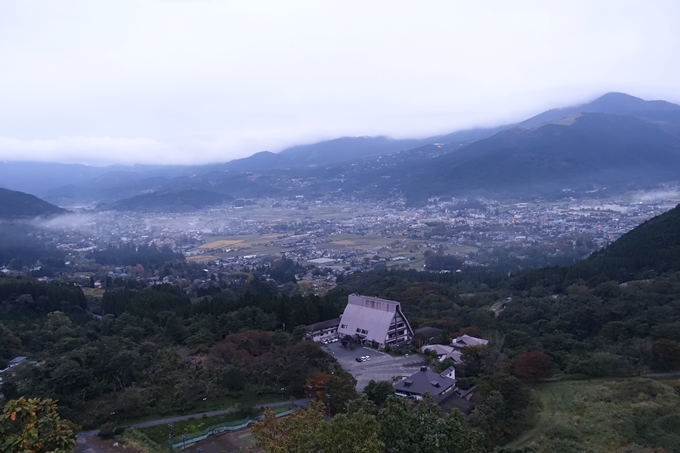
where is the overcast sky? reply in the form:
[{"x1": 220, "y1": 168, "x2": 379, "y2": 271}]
[{"x1": 1, "y1": 0, "x2": 679, "y2": 166}]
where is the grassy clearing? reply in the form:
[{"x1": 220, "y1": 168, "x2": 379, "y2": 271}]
[
  {"x1": 199, "y1": 239, "x2": 245, "y2": 249},
  {"x1": 508, "y1": 378, "x2": 680, "y2": 453},
  {"x1": 116, "y1": 428, "x2": 167, "y2": 453},
  {"x1": 82, "y1": 287, "x2": 105, "y2": 298}
]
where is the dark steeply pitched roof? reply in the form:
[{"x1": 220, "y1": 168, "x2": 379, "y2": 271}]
[
  {"x1": 393, "y1": 366, "x2": 456, "y2": 396},
  {"x1": 305, "y1": 318, "x2": 341, "y2": 332}
]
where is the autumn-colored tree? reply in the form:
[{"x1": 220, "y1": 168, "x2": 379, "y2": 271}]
[
  {"x1": 305, "y1": 372, "x2": 330, "y2": 400},
  {"x1": 251, "y1": 400, "x2": 383, "y2": 453},
  {"x1": 0, "y1": 397, "x2": 77, "y2": 453},
  {"x1": 513, "y1": 350, "x2": 555, "y2": 382},
  {"x1": 250, "y1": 400, "x2": 326, "y2": 453}
]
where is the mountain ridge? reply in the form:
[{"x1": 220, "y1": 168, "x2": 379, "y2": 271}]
[{"x1": 2, "y1": 92, "x2": 680, "y2": 206}]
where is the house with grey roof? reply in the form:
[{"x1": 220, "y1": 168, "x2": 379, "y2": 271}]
[
  {"x1": 337, "y1": 294, "x2": 414, "y2": 348},
  {"x1": 8, "y1": 356, "x2": 27, "y2": 367},
  {"x1": 304, "y1": 317, "x2": 340, "y2": 342},
  {"x1": 393, "y1": 365, "x2": 474, "y2": 414},
  {"x1": 451, "y1": 334, "x2": 488, "y2": 350},
  {"x1": 421, "y1": 344, "x2": 463, "y2": 364},
  {"x1": 393, "y1": 366, "x2": 456, "y2": 400}
]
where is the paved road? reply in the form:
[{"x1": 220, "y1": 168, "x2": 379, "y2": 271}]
[
  {"x1": 76, "y1": 399, "x2": 307, "y2": 452},
  {"x1": 324, "y1": 342, "x2": 426, "y2": 391}
]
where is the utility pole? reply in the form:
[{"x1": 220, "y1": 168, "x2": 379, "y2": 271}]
[{"x1": 168, "y1": 423, "x2": 173, "y2": 453}]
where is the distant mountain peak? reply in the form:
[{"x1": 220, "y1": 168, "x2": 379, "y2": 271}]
[{"x1": 518, "y1": 92, "x2": 680, "y2": 129}]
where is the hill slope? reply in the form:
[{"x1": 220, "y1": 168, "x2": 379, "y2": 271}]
[
  {"x1": 510, "y1": 203, "x2": 680, "y2": 288},
  {"x1": 576, "y1": 202, "x2": 680, "y2": 278},
  {"x1": 0, "y1": 188, "x2": 69, "y2": 219},
  {"x1": 98, "y1": 189, "x2": 234, "y2": 213}
]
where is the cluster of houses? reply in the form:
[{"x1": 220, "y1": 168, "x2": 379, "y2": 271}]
[{"x1": 305, "y1": 294, "x2": 490, "y2": 414}]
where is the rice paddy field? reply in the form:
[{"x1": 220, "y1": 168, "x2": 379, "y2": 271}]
[{"x1": 191, "y1": 231, "x2": 477, "y2": 271}]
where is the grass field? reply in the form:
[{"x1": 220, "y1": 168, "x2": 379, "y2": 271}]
[
  {"x1": 199, "y1": 239, "x2": 245, "y2": 249},
  {"x1": 508, "y1": 378, "x2": 680, "y2": 453},
  {"x1": 82, "y1": 287, "x2": 105, "y2": 298}
]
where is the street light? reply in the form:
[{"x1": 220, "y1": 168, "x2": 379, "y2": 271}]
[
  {"x1": 182, "y1": 434, "x2": 187, "y2": 453},
  {"x1": 168, "y1": 423, "x2": 173, "y2": 453}
]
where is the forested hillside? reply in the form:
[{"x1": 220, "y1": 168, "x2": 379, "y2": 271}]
[
  {"x1": 510, "y1": 203, "x2": 680, "y2": 289},
  {"x1": 0, "y1": 188, "x2": 69, "y2": 218}
]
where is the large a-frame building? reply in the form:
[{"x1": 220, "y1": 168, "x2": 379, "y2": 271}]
[{"x1": 337, "y1": 294, "x2": 414, "y2": 348}]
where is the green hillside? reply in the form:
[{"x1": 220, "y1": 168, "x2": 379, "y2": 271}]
[
  {"x1": 0, "y1": 188, "x2": 69, "y2": 219},
  {"x1": 511, "y1": 204, "x2": 680, "y2": 289},
  {"x1": 582, "y1": 203, "x2": 680, "y2": 277},
  {"x1": 509, "y1": 378, "x2": 680, "y2": 453}
]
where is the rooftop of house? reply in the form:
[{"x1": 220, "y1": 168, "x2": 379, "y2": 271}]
[
  {"x1": 421, "y1": 344, "x2": 453, "y2": 355},
  {"x1": 422, "y1": 344, "x2": 464, "y2": 364},
  {"x1": 305, "y1": 317, "x2": 341, "y2": 332},
  {"x1": 338, "y1": 294, "x2": 414, "y2": 344},
  {"x1": 8, "y1": 356, "x2": 27, "y2": 365},
  {"x1": 393, "y1": 366, "x2": 456, "y2": 397},
  {"x1": 438, "y1": 393, "x2": 475, "y2": 415},
  {"x1": 451, "y1": 334, "x2": 489, "y2": 349}
]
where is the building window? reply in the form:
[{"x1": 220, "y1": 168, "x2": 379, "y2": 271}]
[{"x1": 341, "y1": 324, "x2": 347, "y2": 329}]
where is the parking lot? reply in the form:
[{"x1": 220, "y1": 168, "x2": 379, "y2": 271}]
[{"x1": 323, "y1": 341, "x2": 426, "y2": 391}]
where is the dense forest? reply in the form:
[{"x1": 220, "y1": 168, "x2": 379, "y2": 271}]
[
  {"x1": 90, "y1": 243, "x2": 185, "y2": 268},
  {"x1": 0, "y1": 223, "x2": 66, "y2": 269}
]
